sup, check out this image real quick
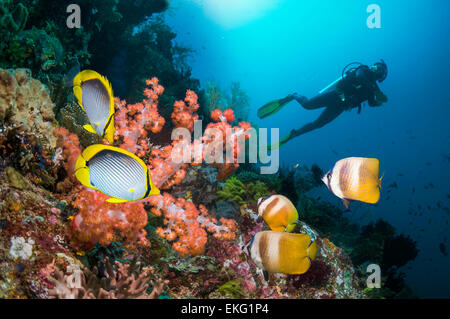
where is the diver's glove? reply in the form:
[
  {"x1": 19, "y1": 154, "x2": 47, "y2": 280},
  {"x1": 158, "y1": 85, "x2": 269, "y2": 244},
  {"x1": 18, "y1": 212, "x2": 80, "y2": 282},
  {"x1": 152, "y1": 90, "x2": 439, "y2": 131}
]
[{"x1": 374, "y1": 91, "x2": 388, "y2": 104}]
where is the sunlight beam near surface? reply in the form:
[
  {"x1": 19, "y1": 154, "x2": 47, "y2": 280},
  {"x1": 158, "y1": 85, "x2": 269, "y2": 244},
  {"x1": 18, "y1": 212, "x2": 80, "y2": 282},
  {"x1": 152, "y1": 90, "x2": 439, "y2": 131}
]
[{"x1": 191, "y1": 0, "x2": 283, "y2": 29}]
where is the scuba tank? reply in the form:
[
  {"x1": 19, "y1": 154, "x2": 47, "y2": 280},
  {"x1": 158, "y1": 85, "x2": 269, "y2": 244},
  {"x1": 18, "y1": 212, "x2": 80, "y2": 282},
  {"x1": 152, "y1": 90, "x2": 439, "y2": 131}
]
[{"x1": 319, "y1": 62, "x2": 364, "y2": 95}]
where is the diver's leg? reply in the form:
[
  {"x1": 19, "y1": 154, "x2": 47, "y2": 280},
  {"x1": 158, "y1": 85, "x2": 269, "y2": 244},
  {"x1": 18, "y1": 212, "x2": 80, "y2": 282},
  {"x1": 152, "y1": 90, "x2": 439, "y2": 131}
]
[
  {"x1": 290, "y1": 104, "x2": 344, "y2": 138},
  {"x1": 290, "y1": 92, "x2": 338, "y2": 110}
]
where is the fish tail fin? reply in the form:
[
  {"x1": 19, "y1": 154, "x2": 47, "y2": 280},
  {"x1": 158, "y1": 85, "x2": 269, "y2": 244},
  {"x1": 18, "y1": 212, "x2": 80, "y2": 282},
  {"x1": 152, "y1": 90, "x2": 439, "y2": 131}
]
[
  {"x1": 148, "y1": 177, "x2": 161, "y2": 196},
  {"x1": 379, "y1": 171, "x2": 385, "y2": 191},
  {"x1": 103, "y1": 116, "x2": 115, "y2": 144}
]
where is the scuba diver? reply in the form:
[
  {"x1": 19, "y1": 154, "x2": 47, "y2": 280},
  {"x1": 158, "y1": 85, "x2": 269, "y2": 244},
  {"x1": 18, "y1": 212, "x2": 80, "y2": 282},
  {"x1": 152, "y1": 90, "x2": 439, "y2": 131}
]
[{"x1": 258, "y1": 60, "x2": 389, "y2": 149}]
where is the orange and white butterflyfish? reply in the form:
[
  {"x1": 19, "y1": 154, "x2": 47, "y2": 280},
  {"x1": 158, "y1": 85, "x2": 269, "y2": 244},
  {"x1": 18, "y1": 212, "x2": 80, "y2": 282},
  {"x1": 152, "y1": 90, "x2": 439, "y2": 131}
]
[
  {"x1": 257, "y1": 195, "x2": 299, "y2": 232},
  {"x1": 322, "y1": 157, "x2": 383, "y2": 210},
  {"x1": 249, "y1": 231, "x2": 317, "y2": 280},
  {"x1": 74, "y1": 144, "x2": 160, "y2": 203},
  {"x1": 72, "y1": 70, "x2": 115, "y2": 144}
]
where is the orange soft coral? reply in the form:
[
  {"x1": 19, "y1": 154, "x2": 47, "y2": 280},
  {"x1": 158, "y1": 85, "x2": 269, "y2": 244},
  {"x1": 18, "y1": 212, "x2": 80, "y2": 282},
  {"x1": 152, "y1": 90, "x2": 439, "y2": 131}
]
[
  {"x1": 70, "y1": 189, "x2": 149, "y2": 250},
  {"x1": 171, "y1": 90, "x2": 199, "y2": 132},
  {"x1": 202, "y1": 109, "x2": 253, "y2": 180},
  {"x1": 147, "y1": 193, "x2": 236, "y2": 257},
  {"x1": 114, "y1": 78, "x2": 165, "y2": 157}
]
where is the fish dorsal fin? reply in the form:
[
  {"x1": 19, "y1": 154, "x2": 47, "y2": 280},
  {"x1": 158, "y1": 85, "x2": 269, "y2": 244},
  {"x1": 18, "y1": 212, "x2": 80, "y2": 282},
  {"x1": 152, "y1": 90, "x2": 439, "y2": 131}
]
[
  {"x1": 81, "y1": 144, "x2": 110, "y2": 161},
  {"x1": 73, "y1": 85, "x2": 84, "y2": 111}
]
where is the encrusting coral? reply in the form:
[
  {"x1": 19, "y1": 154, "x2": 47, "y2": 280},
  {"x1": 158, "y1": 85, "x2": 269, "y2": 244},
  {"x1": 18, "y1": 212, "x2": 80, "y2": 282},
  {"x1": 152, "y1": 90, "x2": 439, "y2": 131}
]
[{"x1": 0, "y1": 68, "x2": 57, "y2": 149}]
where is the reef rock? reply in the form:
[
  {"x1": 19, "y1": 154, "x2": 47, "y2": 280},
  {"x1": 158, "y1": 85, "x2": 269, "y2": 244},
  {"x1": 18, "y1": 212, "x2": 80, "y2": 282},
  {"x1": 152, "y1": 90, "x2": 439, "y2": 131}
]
[{"x1": 0, "y1": 68, "x2": 56, "y2": 149}]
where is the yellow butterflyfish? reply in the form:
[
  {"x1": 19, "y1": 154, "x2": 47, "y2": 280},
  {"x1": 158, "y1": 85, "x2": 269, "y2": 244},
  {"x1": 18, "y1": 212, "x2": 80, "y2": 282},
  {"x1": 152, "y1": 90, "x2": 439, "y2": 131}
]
[
  {"x1": 322, "y1": 157, "x2": 382, "y2": 210},
  {"x1": 257, "y1": 195, "x2": 299, "y2": 232},
  {"x1": 248, "y1": 231, "x2": 317, "y2": 280}
]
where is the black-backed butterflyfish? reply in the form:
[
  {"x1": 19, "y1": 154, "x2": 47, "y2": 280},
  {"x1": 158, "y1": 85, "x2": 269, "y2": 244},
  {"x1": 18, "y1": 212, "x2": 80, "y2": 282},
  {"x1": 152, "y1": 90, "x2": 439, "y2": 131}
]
[
  {"x1": 72, "y1": 70, "x2": 115, "y2": 144},
  {"x1": 74, "y1": 144, "x2": 160, "y2": 203}
]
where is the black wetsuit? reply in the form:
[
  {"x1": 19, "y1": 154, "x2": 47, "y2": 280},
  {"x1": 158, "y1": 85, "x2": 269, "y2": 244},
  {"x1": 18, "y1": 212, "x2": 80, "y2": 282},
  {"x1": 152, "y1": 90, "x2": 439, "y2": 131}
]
[{"x1": 291, "y1": 65, "x2": 387, "y2": 138}]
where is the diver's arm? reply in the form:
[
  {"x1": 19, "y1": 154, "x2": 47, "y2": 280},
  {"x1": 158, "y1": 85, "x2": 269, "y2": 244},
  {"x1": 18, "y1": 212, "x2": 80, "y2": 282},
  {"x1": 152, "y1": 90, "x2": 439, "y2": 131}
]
[{"x1": 368, "y1": 83, "x2": 388, "y2": 106}]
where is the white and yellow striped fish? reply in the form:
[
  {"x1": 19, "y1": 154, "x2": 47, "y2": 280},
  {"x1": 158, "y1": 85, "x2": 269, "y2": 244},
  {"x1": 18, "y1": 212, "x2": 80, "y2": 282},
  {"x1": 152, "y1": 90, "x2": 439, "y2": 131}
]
[
  {"x1": 72, "y1": 70, "x2": 115, "y2": 144},
  {"x1": 322, "y1": 157, "x2": 383, "y2": 210},
  {"x1": 249, "y1": 231, "x2": 317, "y2": 279},
  {"x1": 74, "y1": 144, "x2": 160, "y2": 203},
  {"x1": 257, "y1": 195, "x2": 299, "y2": 232}
]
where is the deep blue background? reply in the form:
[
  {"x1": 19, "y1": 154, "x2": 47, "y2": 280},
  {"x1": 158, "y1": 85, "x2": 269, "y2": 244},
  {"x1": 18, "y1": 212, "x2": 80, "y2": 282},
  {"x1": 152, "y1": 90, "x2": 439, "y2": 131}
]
[{"x1": 165, "y1": 0, "x2": 450, "y2": 297}]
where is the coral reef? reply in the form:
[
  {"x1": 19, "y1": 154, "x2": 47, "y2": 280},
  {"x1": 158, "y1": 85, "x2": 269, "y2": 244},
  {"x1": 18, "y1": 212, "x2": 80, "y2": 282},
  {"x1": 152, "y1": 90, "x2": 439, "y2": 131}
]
[
  {"x1": 47, "y1": 258, "x2": 168, "y2": 299},
  {"x1": 0, "y1": 68, "x2": 56, "y2": 149},
  {"x1": 0, "y1": 1, "x2": 417, "y2": 300}
]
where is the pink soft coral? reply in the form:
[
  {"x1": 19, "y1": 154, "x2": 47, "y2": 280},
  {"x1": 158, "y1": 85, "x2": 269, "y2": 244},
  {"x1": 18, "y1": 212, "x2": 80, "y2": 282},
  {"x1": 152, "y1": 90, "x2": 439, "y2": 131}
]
[{"x1": 148, "y1": 193, "x2": 236, "y2": 257}]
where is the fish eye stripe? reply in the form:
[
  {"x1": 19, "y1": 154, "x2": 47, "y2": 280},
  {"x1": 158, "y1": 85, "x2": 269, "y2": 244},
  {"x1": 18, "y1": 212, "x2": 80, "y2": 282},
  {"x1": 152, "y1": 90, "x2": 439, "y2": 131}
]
[{"x1": 257, "y1": 195, "x2": 272, "y2": 211}]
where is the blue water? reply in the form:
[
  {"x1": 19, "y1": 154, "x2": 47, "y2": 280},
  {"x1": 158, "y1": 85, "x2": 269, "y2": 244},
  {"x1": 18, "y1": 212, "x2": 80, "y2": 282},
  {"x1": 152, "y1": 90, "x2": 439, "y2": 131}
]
[{"x1": 165, "y1": 0, "x2": 450, "y2": 297}]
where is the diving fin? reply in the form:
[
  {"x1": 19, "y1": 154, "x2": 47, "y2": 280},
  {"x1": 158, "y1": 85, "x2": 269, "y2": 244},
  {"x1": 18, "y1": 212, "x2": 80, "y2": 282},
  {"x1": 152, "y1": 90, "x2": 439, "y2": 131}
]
[
  {"x1": 267, "y1": 131, "x2": 295, "y2": 151},
  {"x1": 257, "y1": 95, "x2": 294, "y2": 119}
]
